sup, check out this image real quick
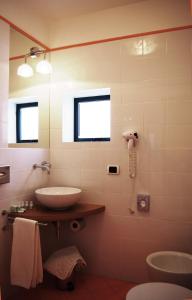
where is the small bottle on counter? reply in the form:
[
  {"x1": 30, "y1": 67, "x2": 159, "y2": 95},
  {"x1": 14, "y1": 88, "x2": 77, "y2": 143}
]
[
  {"x1": 25, "y1": 200, "x2": 29, "y2": 208},
  {"x1": 20, "y1": 200, "x2": 25, "y2": 208},
  {"x1": 29, "y1": 201, "x2": 34, "y2": 209}
]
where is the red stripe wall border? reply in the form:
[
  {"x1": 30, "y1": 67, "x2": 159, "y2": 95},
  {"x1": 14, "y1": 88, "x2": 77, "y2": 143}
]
[
  {"x1": 49, "y1": 24, "x2": 192, "y2": 53},
  {"x1": 1, "y1": 15, "x2": 191, "y2": 60},
  {"x1": 0, "y1": 15, "x2": 50, "y2": 50},
  {"x1": 9, "y1": 54, "x2": 26, "y2": 61}
]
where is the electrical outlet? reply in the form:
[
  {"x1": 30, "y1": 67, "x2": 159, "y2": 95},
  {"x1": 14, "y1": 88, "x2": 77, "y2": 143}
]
[
  {"x1": 107, "y1": 165, "x2": 120, "y2": 175},
  {"x1": 137, "y1": 194, "x2": 150, "y2": 212}
]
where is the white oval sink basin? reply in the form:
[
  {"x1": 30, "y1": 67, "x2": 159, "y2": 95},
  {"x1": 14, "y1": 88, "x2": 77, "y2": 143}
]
[{"x1": 35, "y1": 187, "x2": 82, "y2": 209}]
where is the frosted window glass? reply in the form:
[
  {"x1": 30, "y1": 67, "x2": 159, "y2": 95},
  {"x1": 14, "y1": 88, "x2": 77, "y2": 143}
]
[
  {"x1": 20, "y1": 107, "x2": 38, "y2": 140},
  {"x1": 78, "y1": 101, "x2": 110, "y2": 139}
]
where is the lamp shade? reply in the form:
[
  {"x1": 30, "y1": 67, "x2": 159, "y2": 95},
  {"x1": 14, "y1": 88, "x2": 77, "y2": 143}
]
[
  {"x1": 36, "y1": 60, "x2": 52, "y2": 74},
  {"x1": 17, "y1": 63, "x2": 34, "y2": 77}
]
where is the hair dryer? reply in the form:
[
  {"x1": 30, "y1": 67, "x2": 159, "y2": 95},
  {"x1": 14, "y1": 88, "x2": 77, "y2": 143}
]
[
  {"x1": 122, "y1": 130, "x2": 138, "y2": 178},
  {"x1": 122, "y1": 131, "x2": 138, "y2": 150}
]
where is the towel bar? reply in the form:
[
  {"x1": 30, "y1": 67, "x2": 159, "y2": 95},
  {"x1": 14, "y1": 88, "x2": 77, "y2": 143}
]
[
  {"x1": 2, "y1": 216, "x2": 48, "y2": 231},
  {"x1": 7, "y1": 217, "x2": 48, "y2": 226}
]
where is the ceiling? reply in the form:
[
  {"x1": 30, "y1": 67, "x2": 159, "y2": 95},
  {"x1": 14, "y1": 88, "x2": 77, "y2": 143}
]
[{"x1": 10, "y1": 0, "x2": 146, "y2": 21}]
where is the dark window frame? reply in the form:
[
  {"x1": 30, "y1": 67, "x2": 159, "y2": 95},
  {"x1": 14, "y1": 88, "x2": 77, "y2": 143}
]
[
  {"x1": 74, "y1": 95, "x2": 110, "y2": 142},
  {"x1": 16, "y1": 102, "x2": 38, "y2": 143}
]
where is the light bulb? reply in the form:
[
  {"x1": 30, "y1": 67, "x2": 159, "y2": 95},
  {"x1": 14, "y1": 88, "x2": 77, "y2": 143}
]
[
  {"x1": 36, "y1": 60, "x2": 52, "y2": 74},
  {"x1": 17, "y1": 63, "x2": 33, "y2": 77}
]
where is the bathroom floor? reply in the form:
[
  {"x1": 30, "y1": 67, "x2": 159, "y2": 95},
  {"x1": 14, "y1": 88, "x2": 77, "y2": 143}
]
[{"x1": 7, "y1": 274, "x2": 136, "y2": 300}]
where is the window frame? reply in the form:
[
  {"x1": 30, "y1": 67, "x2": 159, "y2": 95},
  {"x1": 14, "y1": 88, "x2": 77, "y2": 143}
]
[
  {"x1": 16, "y1": 102, "x2": 38, "y2": 143},
  {"x1": 74, "y1": 95, "x2": 110, "y2": 142}
]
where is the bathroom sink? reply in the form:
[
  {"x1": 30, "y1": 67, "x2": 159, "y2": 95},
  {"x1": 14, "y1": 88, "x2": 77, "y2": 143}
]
[{"x1": 35, "y1": 187, "x2": 82, "y2": 209}]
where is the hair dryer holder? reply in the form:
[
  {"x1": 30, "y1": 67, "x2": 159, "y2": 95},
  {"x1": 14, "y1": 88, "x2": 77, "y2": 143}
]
[{"x1": 122, "y1": 131, "x2": 138, "y2": 149}]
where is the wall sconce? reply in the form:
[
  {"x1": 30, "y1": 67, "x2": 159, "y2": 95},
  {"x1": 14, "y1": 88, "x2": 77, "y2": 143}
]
[
  {"x1": 36, "y1": 53, "x2": 52, "y2": 74},
  {"x1": 17, "y1": 47, "x2": 52, "y2": 77},
  {"x1": 17, "y1": 56, "x2": 34, "y2": 78}
]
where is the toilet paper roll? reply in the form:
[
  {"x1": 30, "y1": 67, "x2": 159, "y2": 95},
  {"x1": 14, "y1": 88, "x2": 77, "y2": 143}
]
[{"x1": 69, "y1": 219, "x2": 86, "y2": 232}]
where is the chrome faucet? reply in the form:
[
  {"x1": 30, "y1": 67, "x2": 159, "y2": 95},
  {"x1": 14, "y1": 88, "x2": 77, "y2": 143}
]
[{"x1": 33, "y1": 161, "x2": 51, "y2": 174}]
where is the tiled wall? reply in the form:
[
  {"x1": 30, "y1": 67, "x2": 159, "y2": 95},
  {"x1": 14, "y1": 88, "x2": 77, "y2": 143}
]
[
  {"x1": 49, "y1": 28, "x2": 192, "y2": 282},
  {"x1": 0, "y1": 21, "x2": 50, "y2": 296}
]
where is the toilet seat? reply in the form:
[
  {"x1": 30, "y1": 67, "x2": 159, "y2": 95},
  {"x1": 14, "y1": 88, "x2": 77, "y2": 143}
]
[{"x1": 126, "y1": 282, "x2": 192, "y2": 300}]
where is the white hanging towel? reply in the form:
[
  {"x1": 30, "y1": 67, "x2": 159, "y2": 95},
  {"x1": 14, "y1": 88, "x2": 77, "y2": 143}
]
[{"x1": 11, "y1": 217, "x2": 43, "y2": 289}]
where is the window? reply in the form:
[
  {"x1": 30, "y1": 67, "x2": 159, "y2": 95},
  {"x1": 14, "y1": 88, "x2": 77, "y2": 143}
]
[
  {"x1": 74, "y1": 95, "x2": 110, "y2": 142},
  {"x1": 16, "y1": 102, "x2": 38, "y2": 143}
]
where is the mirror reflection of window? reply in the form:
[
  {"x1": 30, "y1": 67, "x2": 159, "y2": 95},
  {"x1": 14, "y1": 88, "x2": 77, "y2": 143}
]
[
  {"x1": 9, "y1": 28, "x2": 50, "y2": 148},
  {"x1": 16, "y1": 102, "x2": 38, "y2": 143},
  {"x1": 8, "y1": 97, "x2": 39, "y2": 144}
]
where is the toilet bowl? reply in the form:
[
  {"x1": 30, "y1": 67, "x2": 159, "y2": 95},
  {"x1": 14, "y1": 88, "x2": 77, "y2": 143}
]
[
  {"x1": 146, "y1": 251, "x2": 192, "y2": 289},
  {"x1": 126, "y1": 282, "x2": 192, "y2": 300}
]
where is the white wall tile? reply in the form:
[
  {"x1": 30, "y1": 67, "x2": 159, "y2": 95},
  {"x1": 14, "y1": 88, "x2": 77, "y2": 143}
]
[{"x1": 49, "y1": 28, "x2": 192, "y2": 283}]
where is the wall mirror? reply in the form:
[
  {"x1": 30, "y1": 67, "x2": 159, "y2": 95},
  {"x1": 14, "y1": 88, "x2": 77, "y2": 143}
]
[{"x1": 8, "y1": 28, "x2": 50, "y2": 148}]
